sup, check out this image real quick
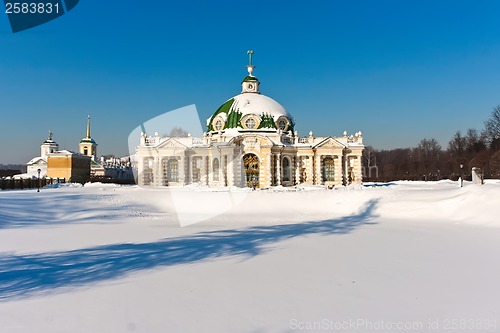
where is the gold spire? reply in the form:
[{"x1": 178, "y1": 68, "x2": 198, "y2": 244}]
[{"x1": 86, "y1": 115, "x2": 91, "y2": 139}]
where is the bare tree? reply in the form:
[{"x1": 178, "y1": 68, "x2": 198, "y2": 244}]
[
  {"x1": 448, "y1": 131, "x2": 466, "y2": 158},
  {"x1": 465, "y1": 128, "x2": 487, "y2": 154},
  {"x1": 489, "y1": 150, "x2": 500, "y2": 178},
  {"x1": 168, "y1": 127, "x2": 189, "y2": 137},
  {"x1": 412, "y1": 138, "x2": 441, "y2": 180},
  {"x1": 363, "y1": 145, "x2": 376, "y2": 167},
  {"x1": 484, "y1": 106, "x2": 500, "y2": 149}
]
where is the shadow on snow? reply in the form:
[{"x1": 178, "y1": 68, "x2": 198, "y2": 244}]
[
  {"x1": 0, "y1": 199, "x2": 379, "y2": 302},
  {"x1": 0, "y1": 191, "x2": 161, "y2": 229}
]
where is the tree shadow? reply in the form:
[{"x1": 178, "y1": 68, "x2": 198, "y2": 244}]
[
  {"x1": 0, "y1": 191, "x2": 161, "y2": 229},
  {"x1": 0, "y1": 199, "x2": 379, "y2": 302}
]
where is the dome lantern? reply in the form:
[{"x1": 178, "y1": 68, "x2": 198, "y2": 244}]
[
  {"x1": 242, "y1": 50, "x2": 260, "y2": 94},
  {"x1": 206, "y1": 51, "x2": 294, "y2": 133}
]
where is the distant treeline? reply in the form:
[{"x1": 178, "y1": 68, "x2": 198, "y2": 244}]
[
  {"x1": 0, "y1": 164, "x2": 26, "y2": 174},
  {"x1": 364, "y1": 106, "x2": 500, "y2": 182}
]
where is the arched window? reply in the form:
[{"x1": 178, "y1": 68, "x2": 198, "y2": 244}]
[
  {"x1": 212, "y1": 158, "x2": 220, "y2": 181},
  {"x1": 282, "y1": 156, "x2": 291, "y2": 182},
  {"x1": 167, "y1": 159, "x2": 179, "y2": 182},
  {"x1": 322, "y1": 157, "x2": 335, "y2": 182},
  {"x1": 245, "y1": 117, "x2": 256, "y2": 129},
  {"x1": 278, "y1": 119, "x2": 287, "y2": 130},
  {"x1": 143, "y1": 158, "x2": 154, "y2": 185},
  {"x1": 214, "y1": 119, "x2": 223, "y2": 131}
]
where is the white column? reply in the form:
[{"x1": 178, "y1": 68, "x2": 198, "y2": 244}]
[
  {"x1": 219, "y1": 156, "x2": 223, "y2": 184},
  {"x1": 159, "y1": 158, "x2": 165, "y2": 186},
  {"x1": 208, "y1": 156, "x2": 212, "y2": 184},
  {"x1": 200, "y1": 156, "x2": 206, "y2": 185},
  {"x1": 153, "y1": 156, "x2": 160, "y2": 186},
  {"x1": 307, "y1": 155, "x2": 314, "y2": 184},
  {"x1": 235, "y1": 152, "x2": 244, "y2": 187},
  {"x1": 224, "y1": 155, "x2": 228, "y2": 186},
  {"x1": 227, "y1": 153, "x2": 234, "y2": 187},
  {"x1": 276, "y1": 153, "x2": 281, "y2": 186},
  {"x1": 188, "y1": 156, "x2": 193, "y2": 184},
  {"x1": 334, "y1": 156, "x2": 342, "y2": 185},
  {"x1": 179, "y1": 156, "x2": 185, "y2": 185},
  {"x1": 295, "y1": 156, "x2": 301, "y2": 185},
  {"x1": 314, "y1": 154, "x2": 322, "y2": 185},
  {"x1": 265, "y1": 153, "x2": 272, "y2": 188},
  {"x1": 205, "y1": 156, "x2": 209, "y2": 185},
  {"x1": 354, "y1": 155, "x2": 363, "y2": 183},
  {"x1": 344, "y1": 154, "x2": 349, "y2": 185},
  {"x1": 138, "y1": 157, "x2": 144, "y2": 186}
]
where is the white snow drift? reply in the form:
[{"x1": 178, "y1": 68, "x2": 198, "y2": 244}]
[{"x1": 0, "y1": 180, "x2": 499, "y2": 333}]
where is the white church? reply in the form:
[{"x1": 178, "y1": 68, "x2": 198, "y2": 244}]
[{"x1": 136, "y1": 51, "x2": 364, "y2": 188}]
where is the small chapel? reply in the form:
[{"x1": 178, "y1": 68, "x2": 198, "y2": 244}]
[{"x1": 136, "y1": 51, "x2": 364, "y2": 188}]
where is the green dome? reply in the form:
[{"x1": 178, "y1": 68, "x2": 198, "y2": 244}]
[
  {"x1": 80, "y1": 138, "x2": 97, "y2": 144},
  {"x1": 242, "y1": 75, "x2": 259, "y2": 82},
  {"x1": 206, "y1": 93, "x2": 294, "y2": 132}
]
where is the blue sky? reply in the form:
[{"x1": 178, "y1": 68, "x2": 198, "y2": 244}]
[{"x1": 1, "y1": 0, "x2": 500, "y2": 163}]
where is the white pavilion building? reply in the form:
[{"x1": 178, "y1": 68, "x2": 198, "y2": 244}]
[{"x1": 136, "y1": 51, "x2": 364, "y2": 188}]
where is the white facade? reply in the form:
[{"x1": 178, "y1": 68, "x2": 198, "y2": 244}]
[{"x1": 25, "y1": 130, "x2": 59, "y2": 177}]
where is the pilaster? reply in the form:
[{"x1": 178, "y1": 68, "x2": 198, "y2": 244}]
[
  {"x1": 314, "y1": 153, "x2": 322, "y2": 185},
  {"x1": 265, "y1": 153, "x2": 272, "y2": 188},
  {"x1": 179, "y1": 156, "x2": 186, "y2": 185},
  {"x1": 276, "y1": 153, "x2": 281, "y2": 186},
  {"x1": 334, "y1": 156, "x2": 342, "y2": 185},
  {"x1": 295, "y1": 156, "x2": 301, "y2": 185}
]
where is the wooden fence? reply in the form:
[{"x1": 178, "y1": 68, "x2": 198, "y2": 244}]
[{"x1": 0, "y1": 178, "x2": 66, "y2": 191}]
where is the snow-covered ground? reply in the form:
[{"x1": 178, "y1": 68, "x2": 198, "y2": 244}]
[{"x1": 0, "y1": 180, "x2": 499, "y2": 333}]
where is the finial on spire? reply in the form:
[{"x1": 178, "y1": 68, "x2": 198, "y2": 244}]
[
  {"x1": 247, "y1": 50, "x2": 254, "y2": 66},
  {"x1": 246, "y1": 50, "x2": 255, "y2": 76},
  {"x1": 48, "y1": 130, "x2": 53, "y2": 141},
  {"x1": 86, "y1": 115, "x2": 91, "y2": 139}
]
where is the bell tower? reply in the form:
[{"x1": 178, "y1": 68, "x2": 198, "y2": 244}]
[
  {"x1": 79, "y1": 115, "x2": 97, "y2": 160},
  {"x1": 241, "y1": 50, "x2": 260, "y2": 94}
]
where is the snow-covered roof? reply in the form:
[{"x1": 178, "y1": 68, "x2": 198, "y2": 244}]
[
  {"x1": 42, "y1": 139, "x2": 58, "y2": 145},
  {"x1": 231, "y1": 93, "x2": 291, "y2": 121},
  {"x1": 49, "y1": 149, "x2": 74, "y2": 156},
  {"x1": 26, "y1": 156, "x2": 46, "y2": 165},
  {"x1": 13, "y1": 171, "x2": 47, "y2": 179},
  {"x1": 205, "y1": 54, "x2": 297, "y2": 134},
  {"x1": 207, "y1": 93, "x2": 293, "y2": 130},
  {"x1": 48, "y1": 149, "x2": 88, "y2": 157}
]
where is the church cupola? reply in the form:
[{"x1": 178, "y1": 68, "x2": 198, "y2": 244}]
[
  {"x1": 41, "y1": 130, "x2": 59, "y2": 158},
  {"x1": 241, "y1": 50, "x2": 260, "y2": 94},
  {"x1": 79, "y1": 115, "x2": 97, "y2": 160}
]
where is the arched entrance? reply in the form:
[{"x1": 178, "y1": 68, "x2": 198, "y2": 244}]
[
  {"x1": 243, "y1": 153, "x2": 260, "y2": 188},
  {"x1": 322, "y1": 156, "x2": 335, "y2": 182}
]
